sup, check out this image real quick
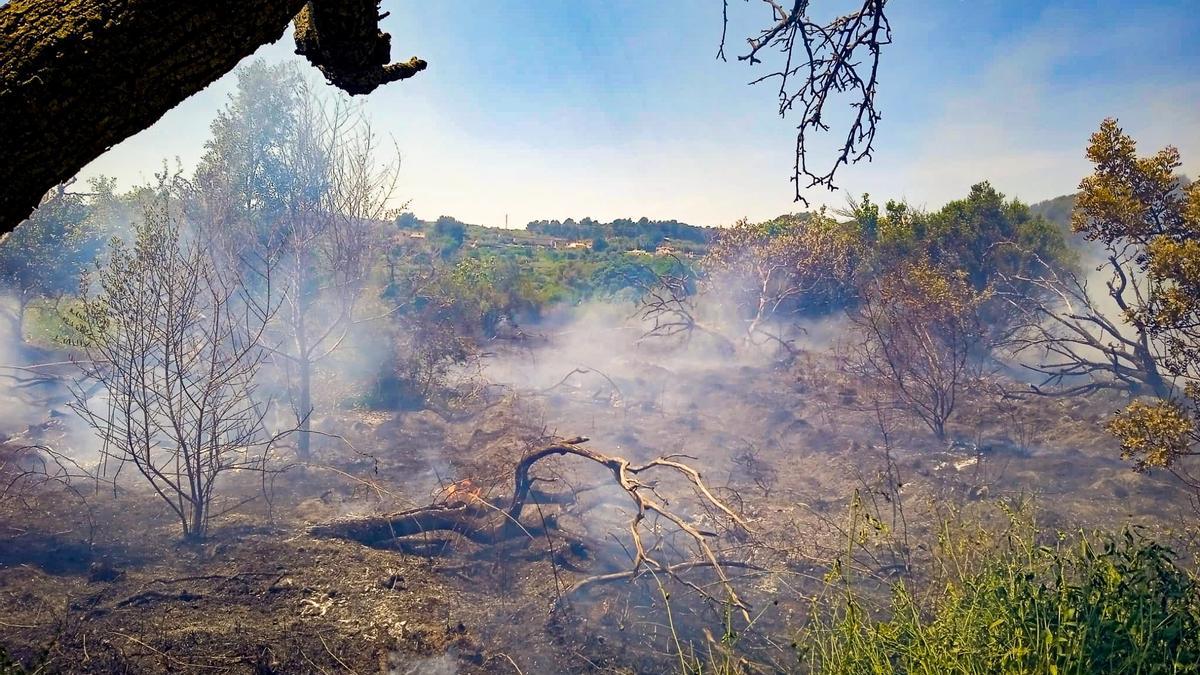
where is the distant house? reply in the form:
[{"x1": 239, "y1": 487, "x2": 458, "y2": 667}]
[
  {"x1": 529, "y1": 237, "x2": 560, "y2": 249},
  {"x1": 408, "y1": 231, "x2": 427, "y2": 239},
  {"x1": 655, "y1": 244, "x2": 676, "y2": 256},
  {"x1": 625, "y1": 249, "x2": 652, "y2": 256},
  {"x1": 565, "y1": 240, "x2": 591, "y2": 250}
]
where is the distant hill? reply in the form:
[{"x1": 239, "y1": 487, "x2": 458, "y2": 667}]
[{"x1": 1030, "y1": 193, "x2": 1076, "y2": 231}]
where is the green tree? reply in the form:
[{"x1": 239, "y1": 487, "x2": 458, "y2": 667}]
[
  {"x1": 189, "y1": 61, "x2": 394, "y2": 462},
  {"x1": 703, "y1": 212, "x2": 863, "y2": 342},
  {"x1": 1063, "y1": 119, "x2": 1200, "y2": 489},
  {"x1": 433, "y1": 216, "x2": 467, "y2": 258},
  {"x1": 394, "y1": 212, "x2": 422, "y2": 230},
  {"x1": 925, "y1": 181, "x2": 1070, "y2": 292},
  {"x1": 0, "y1": 180, "x2": 102, "y2": 340}
]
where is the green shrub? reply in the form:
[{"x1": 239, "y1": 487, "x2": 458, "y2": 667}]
[{"x1": 801, "y1": 526, "x2": 1200, "y2": 674}]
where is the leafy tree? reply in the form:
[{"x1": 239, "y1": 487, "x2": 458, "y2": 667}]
[
  {"x1": 851, "y1": 183, "x2": 1070, "y2": 349},
  {"x1": 526, "y1": 217, "x2": 711, "y2": 245},
  {"x1": 1003, "y1": 121, "x2": 1192, "y2": 400},
  {"x1": 1057, "y1": 120, "x2": 1200, "y2": 489},
  {"x1": 846, "y1": 193, "x2": 880, "y2": 242},
  {"x1": 394, "y1": 211, "x2": 422, "y2": 230},
  {"x1": 704, "y1": 212, "x2": 863, "y2": 342},
  {"x1": 433, "y1": 215, "x2": 468, "y2": 258},
  {"x1": 0, "y1": 180, "x2": 102, "y2": 339},
  {"x1": 925, "y1": 182, "x2": 1070, "y2": 292},
  {"x1": 188, "y1": 62, "x2": 394, "y2": 461},
  {"x1": 434, "y1": 256, "x2": 539, "y2": 336}
]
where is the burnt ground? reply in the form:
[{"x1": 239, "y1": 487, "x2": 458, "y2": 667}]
[{"x1": 0, "y1": 334, "x2": 1192, "y2": 674}]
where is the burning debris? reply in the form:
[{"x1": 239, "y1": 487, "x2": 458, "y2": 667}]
[{"x1": 310, "y1": 436, "x2": 755, "y2": 613}]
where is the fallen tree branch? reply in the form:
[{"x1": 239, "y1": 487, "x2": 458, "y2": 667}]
[
  {"x1": 565, "y1": 559, "x2": 766, "y2": 597},
  {"x1": 310, "y1": 437, "x2": 754, "y2": 612}
]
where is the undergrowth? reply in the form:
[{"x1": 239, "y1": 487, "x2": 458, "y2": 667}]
[
  {"x1": 672, "y1": 503, "x2": 1200, "y2": 674},
  {"x1": 799, "y1": 510, "x2": 1200, "y2": 674}
]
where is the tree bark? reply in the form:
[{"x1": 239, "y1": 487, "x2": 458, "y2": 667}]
[
  {"x1": 296, "y1": 356, "x2": 313, "y2": 461},
  {"x1": 0, "y1": 0, "x2": 425, "y2": 238}
]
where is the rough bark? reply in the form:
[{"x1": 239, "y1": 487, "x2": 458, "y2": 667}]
[
  {"x1": 293, "y1": 0, "x2": 426, "y2": 95},
  {"x1": 0, "y1": 0, "x2": 425, "y2": 237}
]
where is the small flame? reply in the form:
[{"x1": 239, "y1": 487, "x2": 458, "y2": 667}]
[{"x1": 439, "y1": 478, "x2": 485, "y2": 504}]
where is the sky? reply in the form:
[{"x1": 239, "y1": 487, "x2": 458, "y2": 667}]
[{"x1": 77, "y1": 0, "x2": 1200, "y2": 228}]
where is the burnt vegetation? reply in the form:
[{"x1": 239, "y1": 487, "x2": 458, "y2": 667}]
[{"x1": 1, "y1": 18, "x2": 1199, "y2": 675}]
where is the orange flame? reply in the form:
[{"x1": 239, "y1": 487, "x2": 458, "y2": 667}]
[{"x1": 440, "y1": 478, "x2": 485, "y2": 504}]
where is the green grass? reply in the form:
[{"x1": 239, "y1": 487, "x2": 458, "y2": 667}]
[{"x1": 799, "y1": 522, "x2": 1200, "y2": 674}]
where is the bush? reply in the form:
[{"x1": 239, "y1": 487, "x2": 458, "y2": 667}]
[{"x1": 801, "y1": 525, "x2": 1200, "y2": 674}]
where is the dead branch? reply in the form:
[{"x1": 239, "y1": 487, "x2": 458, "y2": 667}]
[
  {"x1": 722, "y1": 0, "x2": 892, "y2": 204},
  {"x1": 996, "y1": 254, "x2": 1176, "y2": 398},
  {"x1": 310, "y1": 437, "x2": 753, "y2": 611},
  {"x1": 542, "y1": 367, "x2": 625, "y2": 409},
  {"x1": 636, "y1": 273, "x2": 737, "y2": 355},
  {"x1": 565, "y1": 559, "x2": 765, "y2": 597}
]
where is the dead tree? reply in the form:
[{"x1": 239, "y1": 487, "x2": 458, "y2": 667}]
[
  {"x1": 66, "y1": 203, "x2": 286, "y2": 541},
  {"x1": 311, "y1": 437, "x2": 753, "y2": 612},
  {"x1": 999, "y1": 255, "x2": 1173, "y2": 398},
  {"x1": 845, "y1": 262, "x2": 984, "y2": 441},
  {"x1": 636, "y1": 271, "x2": 737, "y2": 355}
]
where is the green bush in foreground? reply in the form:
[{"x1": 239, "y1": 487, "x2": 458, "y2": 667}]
[{"x1": 802, "y1": 526, "x2": 1200, "y2": 674}]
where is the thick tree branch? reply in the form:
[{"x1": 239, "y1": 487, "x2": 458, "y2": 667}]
[{"x1": 0, "y1": 0, "x2": 424, "y2": 237}]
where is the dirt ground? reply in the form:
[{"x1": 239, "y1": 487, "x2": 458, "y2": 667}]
[{"x1": 0, "y1": 337, "x2": 1191, "y2": 673}]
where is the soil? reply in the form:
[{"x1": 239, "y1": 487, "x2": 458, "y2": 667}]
[{"x1": 0, "y1": 336, "x2": 1190, "y2": 673}]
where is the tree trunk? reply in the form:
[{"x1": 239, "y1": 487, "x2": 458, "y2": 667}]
[
  {"x1": 0, "y1": 0, "x2": 425, "y2": 237},
  {"x1": 189, "y1": 497, "x2": 206, "y2": 541},
  {"x1": 15, "y1": 293, "x2": 29, "y2": 343},
  {"x1": 297, "y1": 356, "x2": 312, "y2": 461}
]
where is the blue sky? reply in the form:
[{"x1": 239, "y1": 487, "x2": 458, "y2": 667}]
[{"x1": 78, "y1": 0, "x2": 1200, "y2": 227}]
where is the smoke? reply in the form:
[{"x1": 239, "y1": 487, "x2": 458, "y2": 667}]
[
  {"x1": 0, "y1": 295, "x2": 31, "y2": 433},
  {"x1": 0, "y1": 294, "x2": 107, "y2": 470},
  {"x1": 386, "y1": 652, "x2": 458, "y2": 675}
]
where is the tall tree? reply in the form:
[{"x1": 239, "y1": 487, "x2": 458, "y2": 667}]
[
  {"x1": 1057, "y1": 120, "x2": 1200, "y2": 490},
  {"x1": 188, "y1": 62, "x2": 394, "y2": 461},
  {"x1": 1002, "y1": 121, "x2": 1189, "y2": 399}
]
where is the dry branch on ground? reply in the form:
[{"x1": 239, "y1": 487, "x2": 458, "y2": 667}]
[{"x1": 310, "y1": 437, "x2": 754, "y2": 612}]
